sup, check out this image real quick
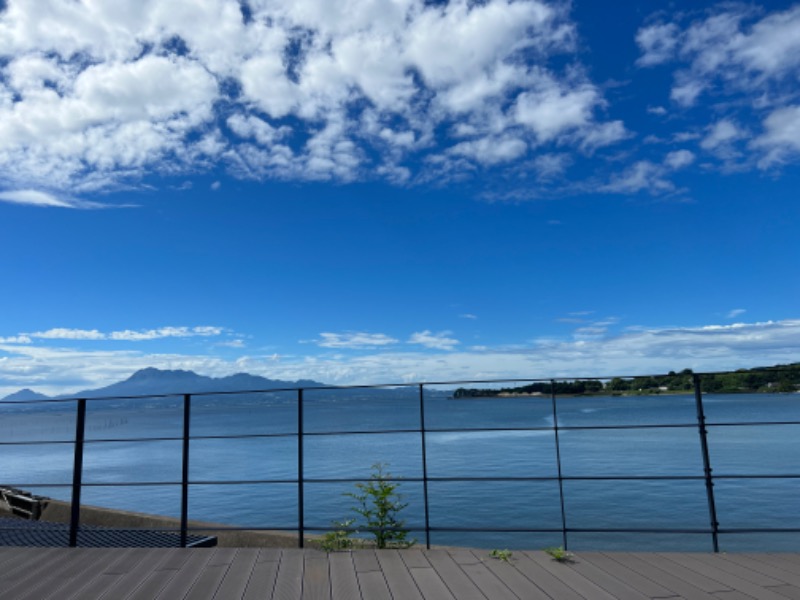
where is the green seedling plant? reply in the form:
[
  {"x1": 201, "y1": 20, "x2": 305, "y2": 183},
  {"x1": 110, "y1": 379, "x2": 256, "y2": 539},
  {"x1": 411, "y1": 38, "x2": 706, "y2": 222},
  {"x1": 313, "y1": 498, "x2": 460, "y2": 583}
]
[
  {"x1": 320, "y1": 518, "x2": 357, "y2": 552},
  {"x1": 490, "y1": 549, "x2": 513, "y2": 562},
  {"x1": 347, "y1": 463, "x2": 415, "y2": 549},
  {"x1": 544, "y1": 546, "x2": 574, "y2": 562}
]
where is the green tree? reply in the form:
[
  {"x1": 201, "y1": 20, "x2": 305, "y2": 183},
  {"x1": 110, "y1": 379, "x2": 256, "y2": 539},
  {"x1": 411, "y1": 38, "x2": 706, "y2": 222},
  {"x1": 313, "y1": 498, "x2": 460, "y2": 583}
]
[{"x1": 347, "y1": 463, "x2": 414, "y2": 549}]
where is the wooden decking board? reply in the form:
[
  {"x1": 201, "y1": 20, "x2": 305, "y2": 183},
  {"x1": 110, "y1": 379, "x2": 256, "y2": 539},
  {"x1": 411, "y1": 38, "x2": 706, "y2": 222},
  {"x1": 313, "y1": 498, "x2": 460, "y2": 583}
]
[
  {"x1": 423, "y1": 549, "x2": 488, "y2": 600},
  {"x1": 477, "y1": 553, "x2": 552, "y2": 600},
  {"x1": 513, "y1": 551, "x2": 587, "y2": 600},
  {"x1": 94, "y1": 548, "x2": 180, "y2": 600},
  {"x1": 0, "y1": 548, "x2": 798, "y2": 599},
  {"x1": 557, "y1": 554, "x2": 651, "y2": 600},
  {"x1": 605, "y1": 553, "x2": 718, "y2": 600},
  {"x1": 643, "y1": 553, "x2": 733, "y2": 593},
  {"x1": 39, "y1": 547, "x2": 136, "y2": 600},
  {"x1": 184, "y1": 564, "x2": 232, "y2": 600},
  {"x1": 449, "y1": 549, "x2": 484, "y2": 565},
  {"x1": 272, "y1": 549, "x2": 305, "y2": 600},
  {"x1": 766, "y1": 584, "x2": 800, "y2": 600},
  {"x1": 352, "y1": 549, "x2": 381, "y2": 572},
  {"x1": 725, "y1": 555, "x2": 800, "y2": 587},
  {"x1": 578, "y1": 553, "x2": 679, "y2": 599},
  {"x1": 0, "y1": 546, "x2": 85, "y2": 599},
  {"x1": 408, "y1": 566, "x2": 457, "y2": 600},
  {"x1": 302, "y1": 555, "x2": 332, "y2": 600},
  {"x1": 212, "y1": 548, "x2": 260, "y2": 600},
  {"x1": 694, "y1": 553, "x2": 790, "y2": 587},
  {"x1": 459, "y1": 560, "x2": 523, "y2": 600},
  {"x1": 376, "y1": 549, "x2": 425, "y2": 600},
  {"x1": 527, "y1": 550, "x2": 624, "y2": 600},
  {"x1": 355, "y1": 570, "x2": 392, "y2": 600},
  {"x1": 126, "y1": 567, "x2": 182, "y2": 600},
  {"x1": 399, "y1": 549, "x2": 433, "y2": 569},
  {"x1": 242, "y1": 556, "x2": 280, "y2": 600},
  {"x1": 659, "y1": 553, "x2": 791, "y2": 600},
  {"x1": 16, "y1": 549, "x2": 115, "y2": 600},
  {"x1": 328, "y1": 551, "x2": 361, "y2": 600},
  {"x1": 63, "y1": 548, "x2": 148, "y2": 600},
  {"x1": 153, "y1": 549, "x2": 216, "y2": 600}
]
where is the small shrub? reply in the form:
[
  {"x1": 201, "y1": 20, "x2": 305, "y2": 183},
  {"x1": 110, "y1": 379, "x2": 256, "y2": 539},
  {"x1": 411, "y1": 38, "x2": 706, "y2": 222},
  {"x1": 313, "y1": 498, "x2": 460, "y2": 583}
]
[
  {"x1": 320, "y1": 518, "x2": 357, "y2": 552},
  {"x1": 347, "y1": 463, "x2": 415, "y2": 549}
]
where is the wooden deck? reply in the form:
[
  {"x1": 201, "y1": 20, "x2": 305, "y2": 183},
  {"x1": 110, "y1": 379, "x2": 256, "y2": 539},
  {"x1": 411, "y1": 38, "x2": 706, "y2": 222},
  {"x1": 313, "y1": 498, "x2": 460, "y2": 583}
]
[{"x1": 1, "y1": 547, "x2": 798, "y2": 599}]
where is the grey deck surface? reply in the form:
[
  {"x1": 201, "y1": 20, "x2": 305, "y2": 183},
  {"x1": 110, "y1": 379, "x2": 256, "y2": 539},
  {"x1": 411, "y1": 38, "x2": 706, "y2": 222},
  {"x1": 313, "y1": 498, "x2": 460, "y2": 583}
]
[{"x1": 1, "y1": 548, "x2": 798, "y2": 599}]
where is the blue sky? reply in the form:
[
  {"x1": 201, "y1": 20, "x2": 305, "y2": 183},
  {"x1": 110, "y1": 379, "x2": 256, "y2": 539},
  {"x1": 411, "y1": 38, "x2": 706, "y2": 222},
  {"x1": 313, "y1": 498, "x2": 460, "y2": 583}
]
[{"x1": 1, "y1": 0, "x2": 799, "y2": 396}]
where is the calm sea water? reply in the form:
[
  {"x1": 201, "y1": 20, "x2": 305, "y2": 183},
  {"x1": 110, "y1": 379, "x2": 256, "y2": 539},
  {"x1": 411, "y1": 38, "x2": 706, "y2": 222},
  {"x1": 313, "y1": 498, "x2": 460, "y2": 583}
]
[{"x1": 2, "y1": 391, "x2": 798, "y2": 551}]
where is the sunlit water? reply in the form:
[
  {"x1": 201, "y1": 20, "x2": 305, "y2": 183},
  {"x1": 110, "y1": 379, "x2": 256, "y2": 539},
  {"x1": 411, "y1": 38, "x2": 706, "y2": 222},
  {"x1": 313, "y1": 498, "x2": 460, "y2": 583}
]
[{"x1": 2, "y1": 391, "x2": 798, "y2": 551}]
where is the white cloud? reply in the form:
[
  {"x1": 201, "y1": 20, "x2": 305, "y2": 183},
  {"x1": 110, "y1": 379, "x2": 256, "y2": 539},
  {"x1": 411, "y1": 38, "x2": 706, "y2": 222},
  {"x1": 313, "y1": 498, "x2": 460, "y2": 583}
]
[
  {"x1": 752, "y1": 105, "x2": 800, "y2": 167},
  {"x1": 29, "y1": 328, "x2": 106, "y2": 340},
  {"x1": 408, "y1": 330, "x2": 459, "y2": 351},
  {"x1": 459, "y1": 314, "x2": 478, "y2": 320},
  {"x1": 0, "y1": 0, "x2": 624, "y2": 193},
  {"x1": 726, "y1": 309, "x2": 746, "y2": 319},
  {"x1": 636, "y1": 5, "x2": 800, "y2": 107},
  {"x1": 0, "y1": 189, "x2": 108, "y2": 209},
  {"x1": 602, "y1": 161, "x2": 675, "y2": 195},
  {"x1": 3, "y1": 319, "x2": 799, "y2": 396},
  {"x1": 700, "y1": 119, "x2": 743, "y2": 151},
  {"x1": 316, "y1": 332, "x2": 399, "y2": 349},
  {"x1": 24, "y1": 325, "x2": 224, "y2": 341},
  {"x1": 636, "y1": 23, "x2": 679, "y2": 67},
  {"x1": 664, "y1": 149, "x2": 695, "y2": 170},
  {"x1": 0, "y1": 335, "x2": 31, "y2": 344}
]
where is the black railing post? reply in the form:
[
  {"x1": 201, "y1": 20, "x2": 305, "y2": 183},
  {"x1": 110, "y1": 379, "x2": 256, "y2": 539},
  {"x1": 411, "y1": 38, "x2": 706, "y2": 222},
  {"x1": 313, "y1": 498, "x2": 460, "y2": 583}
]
[
  {"x1": 693, "y1": 374, "x2": 720, "y2": 553},
  {"x1": 180, "y1": 394, "x2": 192, "y2": 548},
  {"x1": 298, "y1": 388, "x2": 305, "y2": 548},
  {"x1": 551, "y1": 381, "x2": 568, "y2": 550},
  {"x1": 69, "y1": 398, "x2": 87, "y2": 548},
  {"x1": 419, "y1": 384, "x2": 431, "y2": 549}
]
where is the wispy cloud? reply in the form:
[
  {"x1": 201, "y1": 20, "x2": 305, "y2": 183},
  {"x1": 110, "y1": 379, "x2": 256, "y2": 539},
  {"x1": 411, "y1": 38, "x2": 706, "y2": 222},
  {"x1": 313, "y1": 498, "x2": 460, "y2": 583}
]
[
  {"x1": 408, "y1": 330, "x2": 459, "y2": 351},
  {"x1": 25, "y1": 326, "x2": 225, "y2": 341},
  {"x1": 316, "y1": 332, "x2": 399, "y2": 349},
  {"x1": 2, "y1": 319, "x2": 799, "y2": 397},
  {"x1": 459, "y1": 314, "x2": 478, "y2": 320},
  {"x1": 0, "y1": 189, "x2": 110, "y2": 209},
  {"x1": 726, "y1": 308, "x2": 746, "y2": 319}
]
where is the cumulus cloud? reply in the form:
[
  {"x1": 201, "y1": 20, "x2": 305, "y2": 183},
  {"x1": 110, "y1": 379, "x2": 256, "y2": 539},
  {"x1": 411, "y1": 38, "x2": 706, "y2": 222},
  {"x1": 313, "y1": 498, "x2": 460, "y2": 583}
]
[
  {"x1": 408, "y1": 330, "x2": 459, "y2": 350},
  {"x1": 0, "y1": 0, "x2": 626, "y2": 195},
  {"x1": 3, "y1": 319, "x2": 799, "y2": 396},
  {"x1": 316, "y1": 332, "x2": 399, "y2": 349},
  {"x1": 637, "y1": 6, "x2": 800, "y2": 105}
]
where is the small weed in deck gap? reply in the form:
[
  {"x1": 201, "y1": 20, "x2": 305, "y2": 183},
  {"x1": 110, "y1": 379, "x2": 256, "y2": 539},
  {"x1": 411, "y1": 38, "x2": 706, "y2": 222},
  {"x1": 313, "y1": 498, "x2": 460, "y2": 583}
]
[
  {"x1": 490, "y1": 549, "x2": 513, "y2": 562},
  {"x1": 544, "y1": 546, "x2": 574, "y2": 562}
]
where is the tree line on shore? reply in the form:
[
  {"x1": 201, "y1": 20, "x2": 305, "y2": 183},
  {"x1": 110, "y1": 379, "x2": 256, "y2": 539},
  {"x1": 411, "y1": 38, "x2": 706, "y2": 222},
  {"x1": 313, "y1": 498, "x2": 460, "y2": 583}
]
[{"x1": 453, "y1": 363, "x2": 800, "y2": 398}]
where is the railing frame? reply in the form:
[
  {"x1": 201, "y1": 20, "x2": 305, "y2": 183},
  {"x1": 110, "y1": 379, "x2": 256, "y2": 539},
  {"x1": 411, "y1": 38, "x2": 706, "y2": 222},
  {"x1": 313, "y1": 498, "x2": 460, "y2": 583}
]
[{"x1": 1, "y1": 370, "x2": 797, "y2": 551}]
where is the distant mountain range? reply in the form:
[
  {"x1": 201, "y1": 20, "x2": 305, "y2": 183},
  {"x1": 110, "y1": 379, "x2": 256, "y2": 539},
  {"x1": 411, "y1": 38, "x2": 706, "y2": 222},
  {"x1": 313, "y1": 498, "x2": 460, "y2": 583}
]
[{"x1": 1, "y1": 368, "x2": 327, "y2": 403}]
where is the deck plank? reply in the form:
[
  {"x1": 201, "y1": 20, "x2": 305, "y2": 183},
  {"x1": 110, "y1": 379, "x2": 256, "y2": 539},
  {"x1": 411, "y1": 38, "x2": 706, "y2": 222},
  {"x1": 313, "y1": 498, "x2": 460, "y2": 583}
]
[
  {"x1": 303, "y1": 553, "x2": 331, "y2": 600},
  {"x1": 474, "y1": 551, "x2": 551, "y2": 600},
  {"x1": 423, "y1": 549, "x2": 488, "y2": 600},
  {"x1": 553, "y1": 553, "x2": 651, "y2": 600},
  {"x1": 606, "y1": 553, "x2": 719, "y2": 600},
  {"x1": 242, "y1": 555, "x2": 280, "y2": 600},
  {"x1": 0, "y1": 547, "x2": 798, "y2": 600},
  {"x1": 526, "y1": 551, "x2": 622, "y2": 600},
  {"x1": 407, "y1": 566, "x2": 457, "y2": 600},
  {"x1": 273, "y1": 549, "x2": 304, "y2": 600},
  {"x1": 328, "y1": 551, "x2": 361, "y2": 600},
  {"x1": 512, "y1": 552, "x2": 586, "y2": 600},
  {"x1": 376, "y1": 550, "x2": 425, "y2": 600},
  {"x1": 211, "y1": 549, "x2": 258, "y2": 600}
]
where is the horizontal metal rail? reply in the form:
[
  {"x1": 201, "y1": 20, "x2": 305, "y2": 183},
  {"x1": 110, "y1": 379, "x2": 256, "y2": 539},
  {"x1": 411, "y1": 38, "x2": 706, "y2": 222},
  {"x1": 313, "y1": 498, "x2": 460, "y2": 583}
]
[{"x1": 1, "y1": 369, "x2": 797, "y2": 551}]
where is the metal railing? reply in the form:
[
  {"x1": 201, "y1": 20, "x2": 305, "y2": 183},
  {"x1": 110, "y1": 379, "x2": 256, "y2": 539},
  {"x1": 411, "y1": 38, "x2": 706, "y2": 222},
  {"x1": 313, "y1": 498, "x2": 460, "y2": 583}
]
[{"x1": 1, "y1": 369, "x2": 798, "y2": 551}]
